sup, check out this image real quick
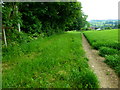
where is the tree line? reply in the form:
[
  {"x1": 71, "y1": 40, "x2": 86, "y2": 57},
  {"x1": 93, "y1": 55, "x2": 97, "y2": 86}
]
[{"x1": 2, "y1": 2, "x2": 88, "y2": 46}]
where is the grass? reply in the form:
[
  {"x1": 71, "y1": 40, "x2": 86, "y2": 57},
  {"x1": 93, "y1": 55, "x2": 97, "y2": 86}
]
[
  {"x1": 2, "y1": 31, "x2": 99, "y2": 88},
  {"x1": 83, "y1": 29, "x2": 120, "y2": 76},
  {"x1": 83, "y1": 29, "x2": 119, "y2": 49}
]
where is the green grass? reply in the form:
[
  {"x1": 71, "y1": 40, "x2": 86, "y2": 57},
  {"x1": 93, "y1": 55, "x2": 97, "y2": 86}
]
[
  {"x1": 83, "y1": 29, "x2": 120, "y2": 76},
  {"x1": 2, "y1": 31, "x2": 99, "y2": 88},
  {"x1": 83, "y1": 29, "x2": 119, "y2": 49}
]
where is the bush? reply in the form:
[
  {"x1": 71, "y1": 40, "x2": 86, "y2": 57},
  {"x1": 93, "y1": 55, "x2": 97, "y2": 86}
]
[
  {"x1": 104, "y1": 55, "x2": 120, "y2": 76},
  {"x1": 99, "y1": 47, "x2": 118, "y2": 57},
  {"x1": 92, "y1": 42, "x2": 103, "y2": 49},
  {"x1": 92, "y1": 42, "x2": 120, "y2": 50},
  {"x1": 115, "y1": 66, "x2": 120, "y2": 77},
  {"x1": 107, "y1": 43, "x2": 120, "y2": 50},
  {"x1": 5, "y1": 29, "x2": 31, "y2": 46}
]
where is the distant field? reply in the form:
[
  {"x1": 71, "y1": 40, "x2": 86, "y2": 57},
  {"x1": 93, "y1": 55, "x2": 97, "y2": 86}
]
[
  {"x1": 2, "y1": 32, "x2": 99, "y2": 88},
  {"x1": 84, "y1": 29, "x2": 120, "y2": 76}
]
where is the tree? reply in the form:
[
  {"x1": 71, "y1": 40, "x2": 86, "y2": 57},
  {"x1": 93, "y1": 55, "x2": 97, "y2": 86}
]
[
  {"x1": 2, "y1": 2, "x2": 22, "y2": 29},
  {"x1": 3, "y1": 2, "x2": 88, "y2": 36},
  {"x1": 19, "y1": 2, "x2": 87, "y2": 35}
]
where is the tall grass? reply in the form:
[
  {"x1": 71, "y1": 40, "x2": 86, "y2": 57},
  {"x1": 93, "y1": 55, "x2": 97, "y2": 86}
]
[{"x1": 2, "y1": 31, "x2": 99, "y2": 88}]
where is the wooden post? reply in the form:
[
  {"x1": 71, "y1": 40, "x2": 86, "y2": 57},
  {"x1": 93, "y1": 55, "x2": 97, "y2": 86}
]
[
  {"x1": 2, "y1": 25, "x2": 14, "y2": 47},
  {"x1": 2, "y1": 28, "x2": 7, "y2": 47},
  {"x1": 18, "y1": 23, "x2": 21, "y2": 32},
  {"x1": 16, "y1": 5, "x2": 21, "y2": 32}
]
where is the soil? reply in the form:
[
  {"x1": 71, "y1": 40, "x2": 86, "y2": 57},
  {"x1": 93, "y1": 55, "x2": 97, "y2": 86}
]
[{"x1": 82, "y1": 34, "x2": 119, "y2": 88}]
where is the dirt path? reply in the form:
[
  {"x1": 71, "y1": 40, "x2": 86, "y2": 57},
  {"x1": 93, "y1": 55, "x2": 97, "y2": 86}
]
[{"x1": 82, "y1": 34, "x2": 119, "y2": 88}]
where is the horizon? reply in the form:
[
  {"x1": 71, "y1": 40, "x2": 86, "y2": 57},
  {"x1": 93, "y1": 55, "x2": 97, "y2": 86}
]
[{"x1": 89, "y1": 19, "x2": 119, "y2": 21}]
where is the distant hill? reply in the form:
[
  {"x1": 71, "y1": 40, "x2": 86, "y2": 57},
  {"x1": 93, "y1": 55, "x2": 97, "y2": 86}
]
[{"x1": 89, "y1": 19, "x2": 118, "y2": 29}]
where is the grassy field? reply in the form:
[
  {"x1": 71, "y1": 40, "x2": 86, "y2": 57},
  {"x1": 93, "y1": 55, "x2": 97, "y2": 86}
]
[
  {"x1": 2, "y1": 31, "x2": 99, "y2": 88},
  {"x1": 84, "y1": 29, "x2": 120, "y2": 76}
]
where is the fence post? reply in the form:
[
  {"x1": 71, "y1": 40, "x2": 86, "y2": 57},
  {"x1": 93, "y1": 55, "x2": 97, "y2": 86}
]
[
  {"x1": 16, "y1": 5, "x2": 21, "y2": 32},
  {"x1": 2, "y1": 28, "x2": 7, "y2": 47},
  {"x1": 18, "y1": 23, "x2": 21, "y2": 32}
]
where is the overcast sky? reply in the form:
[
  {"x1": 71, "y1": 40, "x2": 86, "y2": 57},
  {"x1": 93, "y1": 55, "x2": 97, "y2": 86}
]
[{"x1": 78, "y1": 0, "x2": 119, "y2": 21}]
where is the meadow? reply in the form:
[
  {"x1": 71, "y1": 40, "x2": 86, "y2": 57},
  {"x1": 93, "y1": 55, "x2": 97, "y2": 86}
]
[
  {"x1": 83, "y1": 29, "x2": 120, "y2": 76},
  {"x1": 2, "y1": 32, "x2": 99, "y2": 88}
]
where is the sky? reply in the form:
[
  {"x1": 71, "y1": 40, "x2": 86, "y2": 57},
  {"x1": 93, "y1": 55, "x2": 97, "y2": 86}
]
[{"x1": 78, "y1": 0, "x2": 119, "y2": 21}]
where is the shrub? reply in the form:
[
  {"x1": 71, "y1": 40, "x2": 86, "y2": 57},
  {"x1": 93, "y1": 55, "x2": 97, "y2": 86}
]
[
  {"x1": 99, "y1": 47, "x2": 118, "y2": 57},
  {"x1": 92, "y1": 42, "x2": 103, "y2": 49},
  {"x1": 92, "y1": 42, "x2": 120, "y2": 50},
  {"x1": 104, "y1": 55, "x2": 120, "y2": 76},
  {"x1": 105, "y1": 55, "x2": 119, "y2": 68},
  {"x1": 115, "y1": 66, "x2": 120, "y2": 77},
  {"x1": 5, "y1": 29, "x2": 31, "y2": 45}
]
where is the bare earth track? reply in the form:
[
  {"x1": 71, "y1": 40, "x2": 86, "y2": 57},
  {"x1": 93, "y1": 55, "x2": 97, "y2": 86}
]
[{"x1": 82, "y1": 34, "x2": 119, "y2": 88}]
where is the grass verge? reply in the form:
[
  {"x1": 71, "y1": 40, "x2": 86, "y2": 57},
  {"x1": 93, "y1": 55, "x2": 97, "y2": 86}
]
[{"x1": 2, "y1": 31, "x2": 99, "y2": 88}]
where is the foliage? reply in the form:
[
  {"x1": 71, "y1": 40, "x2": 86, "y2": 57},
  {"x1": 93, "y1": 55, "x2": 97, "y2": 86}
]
[
  {"x1": 2, "y1": 2, "x2": 88, "y2": 47},
  {"x1": 18, "y1": 2, "x2": 86, "y2": 35},
  {"x1": 92, "y1": 42, "x2": 120, "y2": 50},
  {"x1": 99, "y1": 47, "x2": 118, "y2": 57},
  {"x1": 66, "y1": 13, "x2": 90, "y2": 31},
  {"x1": 6, "y1": 29, "x2": 30, "y2": 44},
  {"x1": 118, "y1": 24, "x2": 120, "y2": 29},
  {"x1": 105, "y1": 55, "x2": 120, "y2": 76},
  {"x1": 2, "y1": 32, "x2": 99, "y2": 88},
  {"x1": 2, "y1": 30, "x2": 45, "y2": 60},
  {"x1": 2, "y1": 2, "x2": 22, "y2": 28}
]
